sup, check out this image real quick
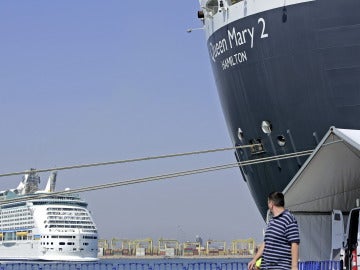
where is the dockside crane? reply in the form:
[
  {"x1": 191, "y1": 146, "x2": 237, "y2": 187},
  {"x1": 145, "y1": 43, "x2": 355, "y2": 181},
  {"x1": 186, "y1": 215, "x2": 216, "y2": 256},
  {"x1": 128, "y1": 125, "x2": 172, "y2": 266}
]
[
  {"x1": 98, "y1": 239, "x2": 109, "y2": 249},
  {"x1": 158, "y1": 238, "x2": 180, "y2": 256},
  {"x1": 231, "y1": 238, "x2": 255, "y2": 256},
  {"x1": 130, "y1": 238, "x2": 153, "y2": 255},
  {"x1": 111, "y1": 238, "x2": 131, "y2": 250},
  {"x1": 206, "y1": 240, "x2": 226, "y2": 255}
]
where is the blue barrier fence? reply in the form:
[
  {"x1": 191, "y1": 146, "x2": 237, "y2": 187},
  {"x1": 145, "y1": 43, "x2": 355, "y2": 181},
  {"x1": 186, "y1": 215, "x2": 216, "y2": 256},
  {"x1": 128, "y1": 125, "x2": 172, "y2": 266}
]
[{"x1": 0, "y1": 261, "x2": 342, "y2": 270}]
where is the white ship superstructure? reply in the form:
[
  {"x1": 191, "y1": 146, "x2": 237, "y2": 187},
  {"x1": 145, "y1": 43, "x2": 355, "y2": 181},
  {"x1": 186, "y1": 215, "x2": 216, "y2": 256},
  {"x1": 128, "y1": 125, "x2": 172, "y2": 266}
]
[{"x1": 0, "y1": 169, "x2": 98, "y2": 261}]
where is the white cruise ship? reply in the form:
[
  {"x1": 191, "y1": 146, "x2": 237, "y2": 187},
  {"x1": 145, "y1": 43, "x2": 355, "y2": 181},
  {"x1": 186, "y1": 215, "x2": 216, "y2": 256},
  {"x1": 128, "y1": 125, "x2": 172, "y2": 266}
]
[{"x1": 0, "y1": 169, "x2": 98, "y2": 261}]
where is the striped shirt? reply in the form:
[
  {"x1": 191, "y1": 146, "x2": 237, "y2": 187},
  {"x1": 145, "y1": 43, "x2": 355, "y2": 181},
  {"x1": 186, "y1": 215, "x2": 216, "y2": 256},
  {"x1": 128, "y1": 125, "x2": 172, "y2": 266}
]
[{"x1": 262, "y1": 210, "x2": 300, "y2": 270}]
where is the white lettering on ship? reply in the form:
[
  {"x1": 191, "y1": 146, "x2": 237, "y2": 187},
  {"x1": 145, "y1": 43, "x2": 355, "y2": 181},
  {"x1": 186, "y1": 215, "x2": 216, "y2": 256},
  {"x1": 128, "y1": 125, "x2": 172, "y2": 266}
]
[
  {"x1": 208, "y1": 17, "x2": 269, "y2": 70},
  {"x1": 221, "y1": 52, "x2": 248, "y2": 70},
  {"x1": 227, "y1": 27, "x2": 254, "y2": 49},
  {"x1": 209, "y1": 38, "x2": 228, "y2": 62}
]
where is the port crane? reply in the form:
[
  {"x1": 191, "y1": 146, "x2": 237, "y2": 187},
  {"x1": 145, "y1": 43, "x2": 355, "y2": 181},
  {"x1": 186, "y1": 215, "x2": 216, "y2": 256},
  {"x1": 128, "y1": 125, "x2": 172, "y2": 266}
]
[
  {"x1": 206, "y1": 240, "x2": 226, "y2": 255},
  {"x1": 231, "y1": 238, "x2": 255, "y2": 256},
  {"x1": 129, "y1": 238, "x2": 153, "y2": 255},
  {"x1": 111, "y1": 238, "x2": 132, "y2": 250},
  {"x1": 98, "y1": 239, "x2": 109, "y2": 249},
  {"x1": 158, "y1": 238, "x2": 180, "y2": 256},
  {"x1": 158, "y1": 238, "x2": 180, "y2": 249}
]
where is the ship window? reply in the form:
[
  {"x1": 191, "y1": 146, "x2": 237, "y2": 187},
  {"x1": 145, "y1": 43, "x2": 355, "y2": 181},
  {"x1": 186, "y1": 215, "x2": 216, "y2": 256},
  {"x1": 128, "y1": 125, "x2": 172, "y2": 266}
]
[
  {"x1": 59, "y1": 242, "x2": 65, "y2": 245},
  {"x1": 206, "y1": 0, "x2": 219, "y2": 15},
  {"x1": 59, "y1": 235, "x2": 73, "y2": 239}
]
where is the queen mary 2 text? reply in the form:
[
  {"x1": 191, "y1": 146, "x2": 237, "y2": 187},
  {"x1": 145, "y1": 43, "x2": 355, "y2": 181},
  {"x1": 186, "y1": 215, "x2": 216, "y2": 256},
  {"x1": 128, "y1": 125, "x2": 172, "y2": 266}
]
[
  {"x1": 209, "y1": 26, "x2": 254, "y2": 62},
  {"x1": 208, "y1": 17, "x2": 269, "y2": 68},
  {"x1": 209, "y1": 38, "x2": 228, "y2": 62}
]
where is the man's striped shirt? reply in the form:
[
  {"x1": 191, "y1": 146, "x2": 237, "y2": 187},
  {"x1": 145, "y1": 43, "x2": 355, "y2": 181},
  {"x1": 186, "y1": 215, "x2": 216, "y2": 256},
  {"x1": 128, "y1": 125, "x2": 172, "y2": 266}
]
[{"x1": 262, "y1": 210, "x2": 300, "y2": 270}]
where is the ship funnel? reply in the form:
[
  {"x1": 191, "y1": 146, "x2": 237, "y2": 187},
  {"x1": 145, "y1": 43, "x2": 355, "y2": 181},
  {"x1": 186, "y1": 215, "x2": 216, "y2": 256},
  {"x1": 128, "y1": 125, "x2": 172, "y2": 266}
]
[
  {"x1": 16, "y1": 178, "x2": 26, "y2": 194},
  {"x1": 45, "y1": 171, "x2": 57, "y2": 192},
  {"x1": 16, "y1": 169, "x2": 40, "y2": 195}
]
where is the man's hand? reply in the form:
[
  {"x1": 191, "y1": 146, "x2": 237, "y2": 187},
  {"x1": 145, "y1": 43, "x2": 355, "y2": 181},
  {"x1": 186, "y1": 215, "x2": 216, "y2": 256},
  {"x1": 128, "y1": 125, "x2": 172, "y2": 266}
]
[{"x1": 247, "y1": 258, "x2": 256, "y2": 270}]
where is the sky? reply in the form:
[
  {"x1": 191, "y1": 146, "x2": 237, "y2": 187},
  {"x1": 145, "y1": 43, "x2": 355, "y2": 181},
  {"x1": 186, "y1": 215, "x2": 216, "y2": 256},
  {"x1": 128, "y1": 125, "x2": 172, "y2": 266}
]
[{"x1": 0, "y1": 1, "x2": 264, "y2": 244}]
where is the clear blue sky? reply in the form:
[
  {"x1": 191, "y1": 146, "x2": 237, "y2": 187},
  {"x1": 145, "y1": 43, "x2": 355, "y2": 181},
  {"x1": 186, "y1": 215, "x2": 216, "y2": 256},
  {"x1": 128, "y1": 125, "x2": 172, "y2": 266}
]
[{"x1": 0, "y1": 1, "x2": 264, "y2": 244}]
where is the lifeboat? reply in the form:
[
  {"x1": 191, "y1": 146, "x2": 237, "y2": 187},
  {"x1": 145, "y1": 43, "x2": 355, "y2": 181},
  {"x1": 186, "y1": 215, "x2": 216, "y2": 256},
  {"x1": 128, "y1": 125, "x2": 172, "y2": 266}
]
[{"x1": 16, "y1": 231, "x2": 28, "y2": 237}]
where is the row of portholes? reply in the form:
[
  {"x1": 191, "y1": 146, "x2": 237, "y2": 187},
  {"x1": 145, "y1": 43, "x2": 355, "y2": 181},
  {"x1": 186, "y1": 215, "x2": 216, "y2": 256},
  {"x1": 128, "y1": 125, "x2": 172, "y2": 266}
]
[{"x1": 238, "y1": 120, "x2": 286, "y2": 147}]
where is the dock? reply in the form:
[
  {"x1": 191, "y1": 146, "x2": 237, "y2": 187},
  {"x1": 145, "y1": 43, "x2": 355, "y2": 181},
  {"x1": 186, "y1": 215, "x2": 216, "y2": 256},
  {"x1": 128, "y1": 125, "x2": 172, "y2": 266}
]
[{"x1": 98, "y1": 237, "x2": 255, "y2": 258}]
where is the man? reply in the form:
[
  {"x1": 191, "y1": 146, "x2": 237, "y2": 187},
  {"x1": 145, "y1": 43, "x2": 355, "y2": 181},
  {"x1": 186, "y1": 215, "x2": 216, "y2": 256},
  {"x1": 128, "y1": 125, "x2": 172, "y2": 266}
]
[{"x1": 248, "y1": 192, "x2": 300, "y2": 270}]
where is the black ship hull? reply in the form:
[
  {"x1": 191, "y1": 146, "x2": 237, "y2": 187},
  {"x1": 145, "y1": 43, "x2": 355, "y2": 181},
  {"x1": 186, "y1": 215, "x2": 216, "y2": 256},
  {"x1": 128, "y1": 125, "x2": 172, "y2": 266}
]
[{"x1": 206, "y1": 0, "x2": 360, "y2": 218}]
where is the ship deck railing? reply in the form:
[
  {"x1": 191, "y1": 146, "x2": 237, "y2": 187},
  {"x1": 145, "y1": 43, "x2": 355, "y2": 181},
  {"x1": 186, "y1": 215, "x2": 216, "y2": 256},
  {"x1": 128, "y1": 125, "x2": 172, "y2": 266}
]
[{"x1": 0, "y1": 260, "x2": 341, "y2": 270}]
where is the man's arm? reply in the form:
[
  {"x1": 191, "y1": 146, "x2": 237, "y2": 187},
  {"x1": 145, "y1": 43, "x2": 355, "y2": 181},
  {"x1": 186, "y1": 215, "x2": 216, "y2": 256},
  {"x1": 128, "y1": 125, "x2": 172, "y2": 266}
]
[
  {"x1": 291, "y1": 242, "x2": 299, "y2": 270},
  {"x1": 248, "y1": 242, "x2": 264, "y2": 270}
]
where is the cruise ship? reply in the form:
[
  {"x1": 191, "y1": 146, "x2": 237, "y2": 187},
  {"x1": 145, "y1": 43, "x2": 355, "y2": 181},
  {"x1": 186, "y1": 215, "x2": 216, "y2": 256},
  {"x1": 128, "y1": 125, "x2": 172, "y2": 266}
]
[
  {"x1": 0, "y1": 169, "x2": 98, "y2": 261},
  {"x1": 197, "y1": 0, "x2": 360, "y2": 218}
]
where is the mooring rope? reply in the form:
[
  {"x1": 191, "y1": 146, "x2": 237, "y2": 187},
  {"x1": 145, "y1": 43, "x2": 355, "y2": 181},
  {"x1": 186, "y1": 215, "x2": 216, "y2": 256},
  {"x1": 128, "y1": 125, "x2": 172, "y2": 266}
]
[
  {"x1": 0, "y1": 149, "x2": 313, "y2": 205},
  {"x1": 0, "y1": 144, "x2": 261, "y2": 178}
]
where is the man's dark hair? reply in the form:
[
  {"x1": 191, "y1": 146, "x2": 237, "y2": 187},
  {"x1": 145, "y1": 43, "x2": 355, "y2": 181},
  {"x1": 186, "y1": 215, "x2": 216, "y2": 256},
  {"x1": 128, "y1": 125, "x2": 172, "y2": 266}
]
[{"x1": 268, "y1": 191, "x2": 285, "y2": 207}]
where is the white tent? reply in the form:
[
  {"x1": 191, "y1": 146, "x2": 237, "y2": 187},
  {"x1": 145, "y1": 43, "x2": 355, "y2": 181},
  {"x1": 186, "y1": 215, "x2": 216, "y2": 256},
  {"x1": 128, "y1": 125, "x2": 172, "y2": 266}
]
[{"x1": 283, "y1": 127, "x2": 360, "y2": 261}]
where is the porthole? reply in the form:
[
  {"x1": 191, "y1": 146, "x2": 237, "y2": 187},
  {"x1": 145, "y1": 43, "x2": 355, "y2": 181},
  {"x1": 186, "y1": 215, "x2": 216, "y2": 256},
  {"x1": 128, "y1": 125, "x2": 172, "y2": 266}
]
[
  {"x1": 277, "y1": 135, "x2": 286, "y2": 147},
  {"x1": 261, "y1": 121, "x2": 272, "y2": 134}
]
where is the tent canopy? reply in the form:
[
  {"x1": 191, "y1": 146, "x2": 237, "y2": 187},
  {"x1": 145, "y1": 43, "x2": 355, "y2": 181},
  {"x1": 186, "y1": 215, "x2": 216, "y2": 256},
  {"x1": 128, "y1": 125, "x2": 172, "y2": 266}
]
[{"x1": 284, "y1": 127, "x2": 360, "y2": 213}]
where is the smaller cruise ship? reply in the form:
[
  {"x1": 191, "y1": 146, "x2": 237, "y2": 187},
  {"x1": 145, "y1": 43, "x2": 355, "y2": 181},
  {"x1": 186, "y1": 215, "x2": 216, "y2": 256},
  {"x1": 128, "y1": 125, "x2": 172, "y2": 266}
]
[{"x1": 0, "y1": 169, "x2": 98, "y2": 261}]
